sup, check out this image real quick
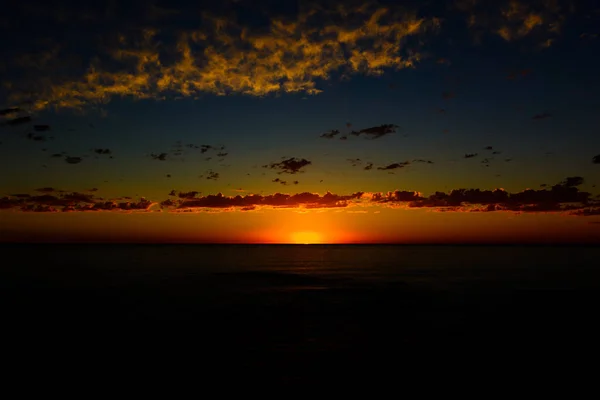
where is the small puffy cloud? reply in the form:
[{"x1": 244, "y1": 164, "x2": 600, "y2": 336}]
[
  {"x1": 272, "y1": 178, "x2": 288, "y2": 185},
  {"x1": 377, "y1": 161, "x2": 410, "y2": 170},
  {"x1": 65, "y1": 156, "x2": 83, "y2": 164},
  {"x1": 264, "y1": 157, "x2": 312, "y2": 174},
  {"x1": 205, "y1": 170, "x2": 220, "y2": 180},
  {"x1": 364, "y1": 162, "x2": 374, "y2": 171},
  {"x1": 93, "y1": 148, "x2": 112, "y2": 155},
  {"x1": 178, "y1": 191, "x2": 200, "y2": 199},
  {"x1": 464, "y1": 153, "x2": 478, "y2": 159},
  {"x1": 321, "y1": 129, "x2": 341, "y2": 139},
  {"x1": 150, "y1": 153, "x2": 167, "y2": 161},
  {"x1": 351, "y1": 124, "x2": 399, "y2": 139}
]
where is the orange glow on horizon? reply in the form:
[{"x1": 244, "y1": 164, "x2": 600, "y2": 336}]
[{"x1": 290, "y1": 231, "x2": 323, "y2": 244}]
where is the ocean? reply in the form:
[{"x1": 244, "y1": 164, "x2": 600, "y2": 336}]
[{"x1": 2, "y1": 244, "x2": 599, "y2": 386}]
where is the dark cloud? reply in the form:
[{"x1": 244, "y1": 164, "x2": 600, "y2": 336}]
[
  {"x1": 347, "y1": 158, "x2": 362, "y2": 167},
  {"x1": 492, "y1": 151, "x2": 502, "y2": 155},
  {"x1": 412, "y1": 159, "x2": 434, "y2": 164},
  {"x1": 200, "y1": 145, "x2": 213, "y2": 154},
  {"x1": 561, "y1": 176, "x2": 584, "y2": 187},
  {"x1": 264, "y1": 157, "x2": 312, "y2": 174},
  {"x1": 168, "y1": 190, "x2": 177, "y2": 196},
  {"x1": 272, "y1": 178, "x2": 288, "y2": 185},
  {"x1": 339, "y1": 136, "x2": 348, "y2": 141},
  {"x1": 50, "y1": 153, "x2": 63, "y2": 158},
  {"x1": 217, "y1": 152, "x2": 228, "y2": 157},
  {"x1": 350, "y1": 124, "x2": 399, "y2": 139},
  {"x1": 377, "y1": 162, "x2": 410, "y2": 171},
  {"x1": 364, "y1": 162, "x2": 374, "y2": 171},
  {"x1": 4, "y1": 116, "x2": 31, "y2": 126},
  {"x1": 484, "y1": 146, "x2": 493, "y2": 150},
  {"x1": 150, "y1": 153, "x2": 167, "y2": 161},
  {"x1": 178, "y1": 191, "x2": 200, "y2": 199},
  {"x1": 464, "y1": 153, "x2": 478, "y2": 159},
  {"x1": 65, "y1": 156, "x2": 82, "y2": 164},
  {"x1": 0, "y1": 107, "x2": 20, "y2": 116},
  {"x1": 177, "y1": 191, "x2": 364, "y2": 211},
  {"x1": 206, "y1": 170, "x2": 220, "y2": 180},
  {"x1": 166, "y1": 174, "x2": 171, "y2": 178},
  {"x1": 93, "y1": 148, "x2": 112, "y2": 155},
  {"x1": 532, "y1": 112, "x2": 552, "y2": 120},
  {"x1": 320, "y1": 129, "x2": 340, "y2": 139},
  {"x1": 33, "y1": 125, "x2": 50, "y2": 132},
  {"x1": 26, "y1": 133, "x2": 47, "y2": 142},
  {"x1": 293, "y1": 181, "x2": 299, "y2": 185},
  {"x1": 593, "y1": 155, "x2": 600, "y2": 164}
]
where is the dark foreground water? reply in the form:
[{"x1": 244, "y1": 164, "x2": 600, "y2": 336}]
[{"x1": 2, "y1": 244, "x2": 600, "y2": 388}]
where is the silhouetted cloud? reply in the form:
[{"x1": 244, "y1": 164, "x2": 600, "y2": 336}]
[
  {"x1": 65, "y1": 156, "x2": 82, "y2": 164},
  {"x1": 4, "y1": 116, "x2": 31, "y2": 126},
  {"x1": 0, "y1": 107, "x2": 20, "y2": 116},
  {"x1": 364, "y1": 162, "x2": 374, "y2": 171},
  {"x1": 347, "y1": 158, "x2": 362, "y2": 167},
  {"x1": 272, "y1": 178, "x2": 288, "y2": 185},
  {"x1": 93, "y1": 148, "x2": 112, "y2": 155},
  {"x1": 26, "y1": 133, "x2": 47, "y2": 142},
  {"x1": 151, "y1": 153, "x2": 167, "y2": 161},
  {"x1": 464, "y1": 153, "x2": 478, "y2": 158},
  {"x1": 593, "y1": 155, "x2": 600, "y2": 164},
  {"x1": 206, "y1": 170, "x2": 220, "y2": 180},
  {"x1": 377, "y1": 161, "x2": 410, "y2": 170},
  {"x1": 533, "y1": 112, "x2": 552, "y2": 120},
  {"x1": 484, "y1": 146, "x2": 493, "y2": 150},
  {"x1": 33, "y1": 125, "x2": 50, "y2": 132},
  {"x1": 351, "y1": 124, "x2": 399, "y2": 139},
  {"x1": 178, "y1": 191, "x2": 200, "y2": 199},
  {"x1": 264, "y1": 157, "x2": 312, "y2": 174},
  {"x1": 412, "y1": 159, "x2": 434, "y2": 164},
  {"x1": 321, "y1": 129, "x2": 340, "y2": 139}
]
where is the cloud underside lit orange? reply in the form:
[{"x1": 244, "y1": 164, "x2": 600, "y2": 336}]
[
  {"x1": 2, "y1": 177, "x2": 599, "y2": 217},
  {"x1": 1, "y1": 0, "x2": 569, "y2": 111}
]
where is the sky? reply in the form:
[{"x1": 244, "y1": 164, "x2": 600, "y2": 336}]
[{"x1": 1, "y1": 0, "x2": 600, "y2": 244}]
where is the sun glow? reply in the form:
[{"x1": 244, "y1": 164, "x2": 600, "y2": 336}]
[{"x1": 291, "y1": 231, "x2": 322, "y2": 244}]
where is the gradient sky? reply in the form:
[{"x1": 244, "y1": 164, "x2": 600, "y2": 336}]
[{"x1": 1, "y1": 0, "x2": 600, "y2": 243}]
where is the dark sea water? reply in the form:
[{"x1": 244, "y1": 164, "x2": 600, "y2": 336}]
[{"x1": 2, "y1": 244, "x2": 600, "y2": 387}]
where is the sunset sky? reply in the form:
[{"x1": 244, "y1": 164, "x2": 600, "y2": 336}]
[{"x1": 1, "y1": 0, "x2": 600, "y2": 243}]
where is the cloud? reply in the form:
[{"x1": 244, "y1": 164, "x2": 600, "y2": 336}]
[
  {"x1": 178, "y1": 191, "x2": 200, "y2": 199},
  {"x1": 364, "y1": 162, "x2": 374, "y2": 171},
  {"x1": 377, "y1": 161, "x2": 410, "y2": 170},
  {"x1": 351, "y1": 124, "x2": 399, "y2": 139},
  {"x1": 2, "y1": 176, "x2": 597, "y2": 215},
  {"x1": 454, "y1": 0, "x2": 569, "y2": 46},
  {"x1": 264, "y1": 157, "x2": 311, "y2": 174},
  {"x1": 321, "y1": 129, "x2": 341, "y2": 139},
  {"x1": 176, "y1": 191, "x2": 364, "y2": 211},
  {"x1": 412, "y1": 159, "x2": 434, "y2": 164},
  {"x1": 33, "y1": 124, "x2": 50, "y2": 132},
  {"x1": 464, "y1": 153, "x2": 478, "y2": 158},
  {"x1": 272, "y1": 178, "x2": 288, "y2": 185},
  {"x1": 65, "y1": 156, "x2": 83, "y2": 164},
  {"x1": 35, "y1": 187, "x2": 57, "y2": 193},
  {"x1": 533, "y1": 112, "x2": 552, "y2": 120},
  {"x1": 2, "y1": 3, "x2": 438, "y2": 111},
  {"x1": 4, "y1": 116, "x2": 31, "y2": 126},
  {"x1": 205, "y1": 170, "x2": 220, "y2": 180},
  {"x1": 347, "y1": 158, "x2": 362, "y2": 167},
  {"x1": 0, "y1": 107, "x2": 20, "y2": 117},
  {"x1": 593, "y1": 155, "x2": 600, "y2": 164},
  {"x1": 93, "y1": 148, "x2": 112, "y2": 155},
  {"x1": 150, "y1": 153, "x2": 167, "y2": 161}
]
